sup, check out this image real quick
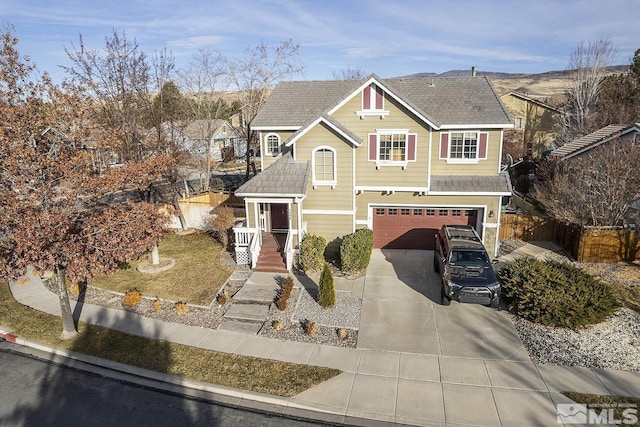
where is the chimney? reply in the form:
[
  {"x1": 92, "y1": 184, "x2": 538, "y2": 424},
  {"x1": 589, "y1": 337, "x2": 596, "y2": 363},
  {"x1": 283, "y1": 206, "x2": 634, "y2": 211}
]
[{"x1": 471, "y1": 66, "x2": 477, "y2": 77}]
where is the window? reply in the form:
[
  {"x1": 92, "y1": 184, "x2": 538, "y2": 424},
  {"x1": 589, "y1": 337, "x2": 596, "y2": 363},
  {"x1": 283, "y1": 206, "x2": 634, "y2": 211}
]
[
  {"x1": 426, "y1": 209, "x2": 435, "y2": 216},
  {"x1": 440, "y1": 131, "x2": 488, "y2": 162},
  {"x1": 439, "y1": 209, "x2": 448, "y2": 216},
  {"x1": 265, "y1": 133, "x2": 280, "y2": 155},
  {"x1": 312, "y1": 147, "x2": 336, "y2": 185},
  {"x1": 413, "y1": 209, "x2": 423, "y2": 216},
  {"x1": 400, "y1": 208, "x2": 411, "y2": 215},
  {"x1": 376, "y1": 208, "x2": 385, "y2": 215},
  {"x1": 379, "y1": 133, "x2": 406, "y2": 161},
  {"x1": 452, "y1": 210, "x2": 461, "y2": 217},
  {"x1": 450, "y1": 132, "x2": 477, "y2": 159},
  {"x1": 368, "y1": 131, "x2": 417, "y2": 167},
  {"x1": 515, "y1": 118, "x2": 523, "y2": 129},
  {"x1": 388, "y1": 209, "x2": 398, "y2": 215}
]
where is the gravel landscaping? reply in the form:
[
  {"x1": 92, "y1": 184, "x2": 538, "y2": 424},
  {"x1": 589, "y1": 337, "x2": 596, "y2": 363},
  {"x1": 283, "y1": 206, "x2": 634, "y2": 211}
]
[{"x1": 46, "y1": 241, "x2": 640, "y2": 370}]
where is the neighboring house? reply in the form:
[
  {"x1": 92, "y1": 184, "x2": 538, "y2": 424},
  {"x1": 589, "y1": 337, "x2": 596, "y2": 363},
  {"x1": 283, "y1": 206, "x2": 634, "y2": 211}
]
[
  {"x1": 163, "y1": 119, "x2": 246, "y2": 161},
  {"x1": 548, "y1": 122, "x2": 640, "y2": 161},
  {"x1": 234, "y1": 74, "x2": 513, "y2": 270},
  {"x1": 499, "y1": 92, "x2": 562, "y2": 160}
]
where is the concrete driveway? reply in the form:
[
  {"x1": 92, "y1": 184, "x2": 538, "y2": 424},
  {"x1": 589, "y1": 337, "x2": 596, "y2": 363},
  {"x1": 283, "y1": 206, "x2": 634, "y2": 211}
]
[{"x1": 357, "y1": 249, "x2": 530, "y2": 361}]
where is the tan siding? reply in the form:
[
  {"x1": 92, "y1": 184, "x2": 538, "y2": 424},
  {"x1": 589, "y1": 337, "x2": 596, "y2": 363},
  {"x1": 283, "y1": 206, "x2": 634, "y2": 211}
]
[
  {"x1": 260, "y1": 130, "x2": 296, "y2": 169},
  {"x1": 430, "y1": 130, "x2": 502, "y2": 176},
  {"x1": 245, "y1": 201, "x2": 258, "y2": 228},
  {"x1": 331, "y1": 91, "x2": 432, "y2": 188},
  {"x1": 303, "y1": 213, "x2": 353, "y2": 253},
  {"x1": 295, "y1": 123, "x2": 354, "y2": 211}
]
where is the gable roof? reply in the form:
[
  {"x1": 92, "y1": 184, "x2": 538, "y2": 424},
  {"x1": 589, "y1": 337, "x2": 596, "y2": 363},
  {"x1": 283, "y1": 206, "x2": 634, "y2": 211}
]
[
  {"x1": 167, "y1": 119, "x2": 235, "y2": 141},
  {"x1": 234, "y1": 151, "x2": 309, "y2": 197},
  {"x1": 550, "y1": 123, "x2": 640, "y2": 159},
  {"x1": 285, "y1": 114, "x2": 362, "y2": 147},
  {"x1": 500, "y1": 92, "x2": 563, "y2": 113},
  {"x1": 252, "y1": 75, "x2": 512, "y2": 131}
]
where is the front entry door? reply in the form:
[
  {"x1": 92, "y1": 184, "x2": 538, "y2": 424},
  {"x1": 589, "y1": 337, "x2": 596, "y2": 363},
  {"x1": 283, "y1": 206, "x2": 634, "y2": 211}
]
[{"x1": 270, "y1": 203, "x2": 289, "y2": 231}]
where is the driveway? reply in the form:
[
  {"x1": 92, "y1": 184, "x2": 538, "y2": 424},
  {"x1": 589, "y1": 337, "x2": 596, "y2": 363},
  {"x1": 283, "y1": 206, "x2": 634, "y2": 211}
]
[{"x1": 357, "y1": 249, "x2": 530, "y2": 361}]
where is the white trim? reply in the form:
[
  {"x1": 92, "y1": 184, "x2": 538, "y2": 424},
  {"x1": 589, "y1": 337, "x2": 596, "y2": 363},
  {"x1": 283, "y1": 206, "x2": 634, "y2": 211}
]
[
  {"x1": 311, "y1": 146, "x2": 337, "y2": 186},
  {"x1": 239, "y1": 197, "x2": 299, "y2": 204},
  {"x1": 355, "y1": 219, "x2": 368, "y2": 225},
  {"x1": 371, "y1": 129, "x2": 413, "y2": 166},
  {"x1": 355, "y1": 186, "x2": 429, "y2": 192},
  {"x1": 446, "y1": 159, "x2": 480, "y2": 165},
  {"x1": 264, "y1": 132, "x2": 281, "y2": 156},
  {"x1": 483, "y1": 222, "x2": 499, "y2": 228},
  {"x1": 302, "y1": 209, "x2": 355, "y2": 215},
  {"x1": 427, "y1": 130, "x2": 433, "y2": 190},
  {"x1": 327, "y1": 77, "x2": 440, "y2": 130},
  {"x1": 497, "y1": 129, "x2": 505, "y2": 174},
  {"x1": 446, "y1": 130, "x2": 482, "y2": 162},
  {"x1": 285, "y1": 116, "x2": 361, "y2": 148},
  {"x1": 428, "y1": 191, "x2": 512, "y2": 196}
]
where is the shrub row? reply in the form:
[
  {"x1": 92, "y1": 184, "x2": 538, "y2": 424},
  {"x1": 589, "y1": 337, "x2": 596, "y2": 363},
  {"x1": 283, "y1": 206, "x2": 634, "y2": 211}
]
[
  {"x1": 275, "y1": 276, "x2": 295, "y2": 311},
  {"x1": 497, "y1": 257, "x2": 619, "y2": 329},
  {"x1": 299, "y1": 228, "x2": 374, "y2": 275}
]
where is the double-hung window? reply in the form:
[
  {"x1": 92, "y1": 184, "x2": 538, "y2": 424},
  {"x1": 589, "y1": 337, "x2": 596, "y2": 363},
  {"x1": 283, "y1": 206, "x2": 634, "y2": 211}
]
[
  {"x1": 265, "y1": 133, "x2": 280, "y2": 156},
  {"x1": 439, "y1": 131, "x2": 488, "y2": 163},
  {"x1": 368, "y1": 130, "x2": 417, "y2": 168},
  {"x1": 379, "y1": 133, "x2": 406, "y2": 161},
  {"x1": 312, "y1": 146, "x2": 336, "y2": 186}
]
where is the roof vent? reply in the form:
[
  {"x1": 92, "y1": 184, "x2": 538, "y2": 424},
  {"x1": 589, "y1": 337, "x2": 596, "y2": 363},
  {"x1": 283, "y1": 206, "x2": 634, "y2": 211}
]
[{"x1": 471, "y1": 66, "x2": 477, "y2": 77}]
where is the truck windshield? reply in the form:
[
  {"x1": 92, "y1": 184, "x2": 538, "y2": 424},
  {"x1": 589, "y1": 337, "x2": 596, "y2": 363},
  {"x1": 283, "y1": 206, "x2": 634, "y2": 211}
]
[{"x1": 450, "y1": 250, "x2": 489, "y2": 266}]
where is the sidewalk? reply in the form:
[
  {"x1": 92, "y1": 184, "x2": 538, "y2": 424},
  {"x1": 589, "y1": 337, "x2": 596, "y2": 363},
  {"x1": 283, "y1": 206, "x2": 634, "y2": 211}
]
[{"x1": 3, "y1": 245, "x2": 640, "y2": 426}]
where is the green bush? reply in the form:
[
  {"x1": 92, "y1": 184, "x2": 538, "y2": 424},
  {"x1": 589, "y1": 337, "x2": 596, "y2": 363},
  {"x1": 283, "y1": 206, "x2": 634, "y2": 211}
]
[
  {"x1": 497, "y1": 257, "x2": 619, "y2": 329},
  {"x1": 299, "y1": 234, "x2": 326, "y2": 273},
  {"x1": 339, "y1": 228, "x2": 373, "y2": 274},
  {"x1": 514, "y1": 174, "x2": 531, "y2": 195},
  {"x1": 318, "y1": 263, "x2": 335, "y2": 308}
]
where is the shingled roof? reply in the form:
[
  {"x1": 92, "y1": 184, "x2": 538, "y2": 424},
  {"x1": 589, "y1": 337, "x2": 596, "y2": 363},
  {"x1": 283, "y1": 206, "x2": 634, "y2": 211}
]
[
  {"x1": 234, "y1": 151, "x2": 309, "y2": 197},
  {"x1": 252, "y1": 75, "x2": 512, "y2": 129},
  {"x1": 550, "y1": 124, "x2": 640, "y2": 159},
  {"x1": 430, "y1": 173, "x2": 512, "y2": 194}
]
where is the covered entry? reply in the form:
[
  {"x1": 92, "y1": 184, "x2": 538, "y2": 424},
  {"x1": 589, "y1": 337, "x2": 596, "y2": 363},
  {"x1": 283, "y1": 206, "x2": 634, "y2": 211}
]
[{"x1": 373, "y1": 207, "x2": 478, "y2": 249}]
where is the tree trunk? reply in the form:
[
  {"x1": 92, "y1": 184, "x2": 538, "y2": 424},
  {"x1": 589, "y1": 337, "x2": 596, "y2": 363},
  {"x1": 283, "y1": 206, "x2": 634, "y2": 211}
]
[
  {"x1": 172, "y1": 196, "x2": 187, "y2": 229},
  {"x1": 151, "y1": 243, "x2": 160, "y2": 265},
  {"x1": 54, "y1": 265, "x2": 78, "y2": 339}
]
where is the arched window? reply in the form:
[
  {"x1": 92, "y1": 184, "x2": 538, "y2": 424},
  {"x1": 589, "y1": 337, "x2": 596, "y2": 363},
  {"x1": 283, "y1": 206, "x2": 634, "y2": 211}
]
[
  {"x1": 265, "y1": 133, "x2": 280, "y2": 155},
  {"x1": 312, "y1": 146, "x2": 336, "y2": 185}
]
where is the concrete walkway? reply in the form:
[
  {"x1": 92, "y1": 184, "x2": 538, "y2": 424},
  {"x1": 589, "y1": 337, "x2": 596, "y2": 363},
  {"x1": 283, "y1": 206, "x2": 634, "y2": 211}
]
[{"x1": 3, "y1": 243, "x2": 640, "y2": 426}]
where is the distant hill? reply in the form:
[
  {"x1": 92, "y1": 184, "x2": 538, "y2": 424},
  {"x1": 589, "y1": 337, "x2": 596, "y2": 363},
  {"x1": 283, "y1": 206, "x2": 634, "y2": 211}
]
[{"x1": 398, "y1": 65, "x2": 629, "y2": 104}]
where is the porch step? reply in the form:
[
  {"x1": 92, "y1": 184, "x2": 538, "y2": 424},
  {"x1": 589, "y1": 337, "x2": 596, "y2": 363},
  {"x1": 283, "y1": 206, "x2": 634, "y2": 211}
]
[
  {"x1": 218, "y1": 319, "x2": 263, "y2": 334},
  {"x1": 223, "y1": 303, "x2": 269, "y2": 322},
  {"x1": 255, "y1": 232, "x2": 287, "y2": 272},
  {"x1": 232, "y1": 283, "x2": 278, "y2": 304}
]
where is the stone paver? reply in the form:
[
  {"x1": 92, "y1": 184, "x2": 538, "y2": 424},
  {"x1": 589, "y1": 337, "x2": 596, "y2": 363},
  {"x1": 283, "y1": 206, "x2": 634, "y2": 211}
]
[
  {"x1": 217, "y1": 319, "x2": 263, "y2": 334},
  {"x1": 222, "y1": 303, "x2": 269, "y2": 322},
  {"x1": 231, "y1": 283, "x2": 277, "y2": 304}
]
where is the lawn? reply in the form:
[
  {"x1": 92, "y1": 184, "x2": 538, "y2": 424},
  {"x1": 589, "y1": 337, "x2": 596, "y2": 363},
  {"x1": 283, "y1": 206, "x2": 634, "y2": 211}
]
[
  {"x1": 0, "y1": 282, "x2": 341, "y2": 397},
  {"x1": 90, "y1": 230, "x2": 232, "y2": 306}
]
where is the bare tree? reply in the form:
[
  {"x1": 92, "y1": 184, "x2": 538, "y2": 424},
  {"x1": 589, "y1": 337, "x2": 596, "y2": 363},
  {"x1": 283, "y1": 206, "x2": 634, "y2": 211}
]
[
  {"x1": 332, "y1": 66, "x2": 367, "y2": 80},
  {"x1": 226, "y1": 39, "x2": 304, "y2": 180},
  {"x1": 534, "y1": 137, "x2": 640, "y2": 227},
  {"x1": 178, "y1": 47, "x2": 228, "y2": 190},
  {"x1": 558, "y1": 39, "x2": 617, "y2": 145}
]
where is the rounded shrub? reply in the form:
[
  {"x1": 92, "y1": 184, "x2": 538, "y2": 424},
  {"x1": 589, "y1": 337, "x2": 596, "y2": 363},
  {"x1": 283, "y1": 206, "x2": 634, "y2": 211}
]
[
  {"x1": 299, "y1": 234, "x2": 327, "y2": 273},
  {"x1": 497, "y1": 257, "x2": 619, "y2": 329},
  {"x1": 339, "y1": 228, "x2": 373, "y2": 274}
]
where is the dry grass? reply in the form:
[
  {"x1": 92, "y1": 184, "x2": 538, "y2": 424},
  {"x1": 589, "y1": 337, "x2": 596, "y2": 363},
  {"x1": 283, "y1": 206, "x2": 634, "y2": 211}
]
[
  {"x1": 0, "y1": 282, "x2": 340, "y2": 396},
  {"x1": 90, "y1": 231, "x2": 232, "y2": 306}
]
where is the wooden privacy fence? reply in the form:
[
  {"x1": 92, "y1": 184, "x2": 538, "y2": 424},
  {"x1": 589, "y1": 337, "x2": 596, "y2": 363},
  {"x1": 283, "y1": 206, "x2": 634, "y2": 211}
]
[
  {"x1": 556, "y1": 223, "x2": 640, "y2": 263},
  {"x1": 166, "y1": 191, "x2": 245, "y2": 229},
  {"x1": 499, "y1": 214, "x2": 556, "y2": 241}
]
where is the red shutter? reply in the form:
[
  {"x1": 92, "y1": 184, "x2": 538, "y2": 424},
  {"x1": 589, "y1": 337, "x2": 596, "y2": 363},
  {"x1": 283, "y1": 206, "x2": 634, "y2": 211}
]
[
  {"x1": 479, "y1": 133, "x2": 488, "y2": 159},
  {"x1": 363, "y1": 85, "x2": 371, "y2": 110},
  {"x1": 407, "y1": 134, "x2": 416, "y2": 161},
  {"x1": 368, "y1": 134, "x2": 377, "y2": 160},
  {"x1": 440, "y1": 133, "x2": 449, "y2": 159},
  {"x1": 375, "y1": 84, "x2": 383, "y2": 110}
]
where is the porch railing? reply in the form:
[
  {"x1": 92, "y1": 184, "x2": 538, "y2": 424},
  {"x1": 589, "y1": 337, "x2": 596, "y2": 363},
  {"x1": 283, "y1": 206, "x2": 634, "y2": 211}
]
[
  {"x1": 284, "y1": 229, "x2": 294, "y2": 271},
  {"x1": 233, "y1": 220, "x2": 260, "y2": 266}
]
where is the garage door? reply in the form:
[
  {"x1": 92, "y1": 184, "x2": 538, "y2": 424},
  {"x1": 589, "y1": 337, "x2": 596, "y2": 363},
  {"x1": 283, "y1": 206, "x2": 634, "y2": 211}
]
[{"x1": 373, "y1": 208, "x2": 477, "y2": 249}]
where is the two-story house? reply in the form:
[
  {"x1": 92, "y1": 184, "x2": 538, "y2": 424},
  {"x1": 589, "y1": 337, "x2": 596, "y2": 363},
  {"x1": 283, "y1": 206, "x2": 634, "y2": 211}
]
[
  {"x1": 499, "y1": 92, "x2": 561, "y2": 160},
  {"x1": 234, "y1": 74, "x2": 513, "y2": 270}
]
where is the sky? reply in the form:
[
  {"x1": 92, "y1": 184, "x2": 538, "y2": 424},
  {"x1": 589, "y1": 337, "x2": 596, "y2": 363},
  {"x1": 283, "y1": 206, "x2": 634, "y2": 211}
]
[{"x1": 2, "y1": 0, "x2": 639, "y2": 86}]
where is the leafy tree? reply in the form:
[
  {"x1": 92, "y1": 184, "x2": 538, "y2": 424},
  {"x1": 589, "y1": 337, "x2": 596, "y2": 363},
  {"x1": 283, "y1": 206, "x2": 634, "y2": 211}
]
[
  {"x1": 226, "y1": 39, "x2": 304, "y2": 180},
  {"x1": 318, "y1": 264, "x2": 335, "y2": 308},
  {"x1": 534, "y1": 137, "x2": 640, "y2": 227},
  {"x1": 0, "y1": 28, "x2": 169, "y2": 338}
]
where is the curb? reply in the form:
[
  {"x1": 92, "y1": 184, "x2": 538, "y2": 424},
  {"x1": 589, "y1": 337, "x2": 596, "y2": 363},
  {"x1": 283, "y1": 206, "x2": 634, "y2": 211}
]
[{"x1": 0, "y1": 326, "x2": 348, "y2": 425}]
